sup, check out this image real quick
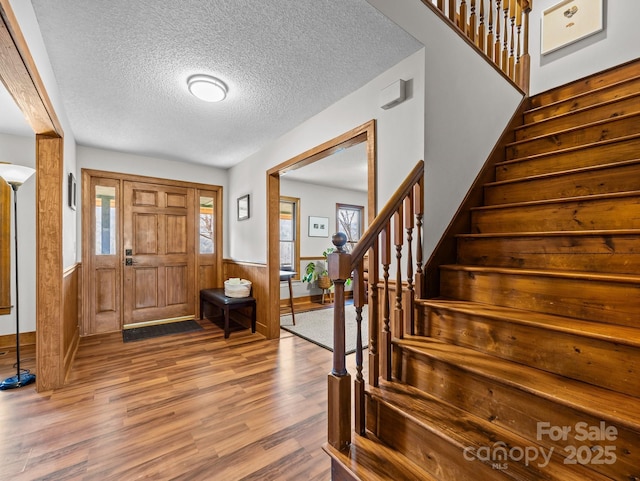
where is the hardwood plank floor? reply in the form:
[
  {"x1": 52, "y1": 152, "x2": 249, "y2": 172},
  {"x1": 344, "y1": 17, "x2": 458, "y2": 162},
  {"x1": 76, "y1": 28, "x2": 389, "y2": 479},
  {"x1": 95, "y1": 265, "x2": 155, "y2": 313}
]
[{"x1": 0, "y1": 318, "x2": 364, "y2": 480}]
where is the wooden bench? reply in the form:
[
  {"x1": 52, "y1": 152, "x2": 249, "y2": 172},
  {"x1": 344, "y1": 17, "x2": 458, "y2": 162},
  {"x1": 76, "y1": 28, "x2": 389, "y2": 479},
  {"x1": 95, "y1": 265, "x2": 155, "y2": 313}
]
[{"x1": 199, "y1": 288, "x2": 256, "y2": 338}]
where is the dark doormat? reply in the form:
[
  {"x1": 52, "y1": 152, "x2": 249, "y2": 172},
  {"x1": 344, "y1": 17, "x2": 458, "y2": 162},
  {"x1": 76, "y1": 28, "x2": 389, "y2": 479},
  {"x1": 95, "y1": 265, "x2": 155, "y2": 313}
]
[{"x1": 122, "y1": 320, "x2": 203, "y2": 342}]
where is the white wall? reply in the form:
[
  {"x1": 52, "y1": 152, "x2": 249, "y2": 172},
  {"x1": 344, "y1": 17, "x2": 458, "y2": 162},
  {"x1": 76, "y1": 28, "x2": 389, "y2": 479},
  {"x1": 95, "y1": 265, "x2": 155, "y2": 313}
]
[
  {"x1": 529, "y1": 0, "x2": 640, "y2": 95},
  {"x1": 0, "y1": 133, "x2": 36, "y2": 335},
  {"x1": 228, "y1": 49, "x2": 426, "y2": 264},
  {"x1": 370, "y1": 0, "x2": 524, "y2": 257},
  {"x1": 9, "y1": 0, "x2": 78, "y2": 268},
  {"x1": 280, "y1": 178, "x2": 367, "y2": 298}
]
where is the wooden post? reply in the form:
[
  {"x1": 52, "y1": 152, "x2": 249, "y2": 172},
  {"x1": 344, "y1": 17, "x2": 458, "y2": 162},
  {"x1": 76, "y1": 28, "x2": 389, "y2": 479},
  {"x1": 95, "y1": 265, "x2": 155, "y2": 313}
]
[
  {"x1": 381, "y1": 226, "x2": 392, "y2": 381},
  {"x1": 393, "y1": 209, "x2": 404, "y2": 340},
  {"x1": 368, "y1": 242, "x2": 380, "y2": 387},
  {"x1": 327, "y1": 233, "x2": 354, "y2": 450},
  {"x1": 353, "y1": 258, "x2": 366, "y2": 435}
]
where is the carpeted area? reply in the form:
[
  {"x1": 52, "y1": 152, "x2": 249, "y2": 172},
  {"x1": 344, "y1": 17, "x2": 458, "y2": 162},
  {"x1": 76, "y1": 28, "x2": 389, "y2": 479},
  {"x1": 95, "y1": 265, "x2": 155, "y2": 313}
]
[
  {"x1": 280, "y1": 305, "x2": 368, "y2": 354},
  {"x1": 122, "y1": 320, "x2": 203, "y2": 342}
]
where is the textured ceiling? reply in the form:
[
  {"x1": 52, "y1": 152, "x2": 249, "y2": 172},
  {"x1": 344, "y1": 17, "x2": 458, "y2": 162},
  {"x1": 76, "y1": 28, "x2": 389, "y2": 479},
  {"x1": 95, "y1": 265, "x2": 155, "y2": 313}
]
[{"x1": 14, "y1": 0, "x2": 421, "y2": 171}]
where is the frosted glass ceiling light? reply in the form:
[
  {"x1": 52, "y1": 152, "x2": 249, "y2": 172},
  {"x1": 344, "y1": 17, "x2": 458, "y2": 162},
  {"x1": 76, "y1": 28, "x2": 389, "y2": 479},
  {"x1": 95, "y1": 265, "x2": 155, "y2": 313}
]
[{"x1": 187, "y1": 74, "x2": 228, "y2": 102}]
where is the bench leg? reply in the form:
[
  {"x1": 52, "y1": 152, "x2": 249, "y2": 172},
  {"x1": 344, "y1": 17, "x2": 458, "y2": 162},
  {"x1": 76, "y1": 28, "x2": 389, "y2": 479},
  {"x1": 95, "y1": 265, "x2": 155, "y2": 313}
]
[
  {"x1": 251, "y1": 302, "x2": 256, "y2": 333},
  {"x1": 223, "y1": 305, "x2": 230, "y2": 338},
  {"x1": 200, "y1": 296, "x2": 204, "y2": 320}
]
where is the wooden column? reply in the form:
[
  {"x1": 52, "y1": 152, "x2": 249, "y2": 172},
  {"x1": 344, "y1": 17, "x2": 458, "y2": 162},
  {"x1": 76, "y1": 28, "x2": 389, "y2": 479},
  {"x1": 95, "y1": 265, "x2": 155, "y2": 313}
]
[{"x1": 36, "y1": 135, "x2": 64, "y2": 391}]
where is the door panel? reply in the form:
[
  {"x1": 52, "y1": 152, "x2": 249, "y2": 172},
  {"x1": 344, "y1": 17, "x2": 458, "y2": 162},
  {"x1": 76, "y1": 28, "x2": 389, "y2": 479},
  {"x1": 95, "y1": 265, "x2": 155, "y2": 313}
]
[{"x1": 123, "y1": 181, "x2": 195, "y2": 326}]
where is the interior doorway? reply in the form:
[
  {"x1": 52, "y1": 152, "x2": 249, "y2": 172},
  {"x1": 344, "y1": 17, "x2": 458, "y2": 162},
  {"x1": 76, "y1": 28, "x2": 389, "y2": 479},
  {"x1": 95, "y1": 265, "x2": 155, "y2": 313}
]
[{"x1": 265, "y1": 119, "x2": 377, "y2": 339}]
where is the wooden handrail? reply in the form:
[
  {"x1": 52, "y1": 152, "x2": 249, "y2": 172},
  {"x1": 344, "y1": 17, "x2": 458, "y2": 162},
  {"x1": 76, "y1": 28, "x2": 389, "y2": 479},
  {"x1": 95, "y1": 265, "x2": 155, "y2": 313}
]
[
  {"x1": 326, "y1": 160, "x2": 425, "y2": 450},
  {"x1": 350, "y1": 160, "x2": 425, "y2": 266}
]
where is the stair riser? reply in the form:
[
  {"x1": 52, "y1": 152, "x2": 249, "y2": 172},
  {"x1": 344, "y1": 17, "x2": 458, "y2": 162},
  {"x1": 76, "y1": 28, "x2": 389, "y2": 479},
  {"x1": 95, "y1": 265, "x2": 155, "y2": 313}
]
[
  {"x1": 457, "y1": 234, "x2": 640, "y2": 275},
  {"x1": 529, "y1": 62, "x2": 640, "y2": 108},
  {"x1": 486, "y1": 162, "x2": 640, "y2": 205},
  {"x1": 420, "y1": 306, "x2": 639, "y2": 397},
  {"x1": 508, "y1": 114, "x2": 640, "y2": 159},
  {"x1": 525, "y1": 77, "x2": 640, "y2": 123},
  {"x1": 472, "y1": 196, "x2": 640, "y2": 234},
  {"x1": 366, "y1": 397, "x2": 505, "y2": 480},
  {"x1": 395, "y1": 347, "x2": 640, "y2": 481},
  {"x1": 496, "y1": 137, "x2": 640, "y2": 181},
  {"x1": 516, "y1": 95, "x2": 640, "y2": 141},
  {"x1": 439, "y1": 267, "x2": 640, "y2": 327}
]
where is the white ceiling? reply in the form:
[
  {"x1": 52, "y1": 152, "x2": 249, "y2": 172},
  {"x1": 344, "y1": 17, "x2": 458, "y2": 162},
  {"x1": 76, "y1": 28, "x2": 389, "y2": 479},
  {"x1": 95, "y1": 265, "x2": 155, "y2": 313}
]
[{"x1": 1, "y1": 1, "x2": 421, "y2": 192}]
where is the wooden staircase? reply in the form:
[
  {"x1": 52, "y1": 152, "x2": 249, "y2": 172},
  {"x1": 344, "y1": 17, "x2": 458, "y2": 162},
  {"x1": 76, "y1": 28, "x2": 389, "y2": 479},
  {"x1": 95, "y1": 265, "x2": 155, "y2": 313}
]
[{"x1": 326, "y1": 61, "x2": 640, "y2": 480}]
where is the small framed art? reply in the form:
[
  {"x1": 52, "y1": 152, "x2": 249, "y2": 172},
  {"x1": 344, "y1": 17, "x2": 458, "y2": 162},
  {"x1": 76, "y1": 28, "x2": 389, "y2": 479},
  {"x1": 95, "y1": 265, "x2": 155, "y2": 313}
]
[
  {"x1": 237, "y1": 194, "x2": 250, "y2": 220},
  {"x1": 308, "y1": 216, "x2": 329, "y2": 237}
]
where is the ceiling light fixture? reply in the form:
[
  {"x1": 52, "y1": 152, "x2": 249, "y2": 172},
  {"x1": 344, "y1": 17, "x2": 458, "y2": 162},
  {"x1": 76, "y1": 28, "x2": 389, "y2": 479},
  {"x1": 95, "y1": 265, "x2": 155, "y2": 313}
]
[{"x1": 187, "y1": 74, "x2": 228, "y2": 102}]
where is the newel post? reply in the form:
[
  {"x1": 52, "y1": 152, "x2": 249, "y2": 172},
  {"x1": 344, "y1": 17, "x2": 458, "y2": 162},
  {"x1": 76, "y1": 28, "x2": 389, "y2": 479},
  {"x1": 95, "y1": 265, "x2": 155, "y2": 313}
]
[
  {"x1": 327, "y1": 232, "x2": 352, "y2": 450},
  {"x1": 327, "y1": 232, "x2": 351, "y2": 450}
]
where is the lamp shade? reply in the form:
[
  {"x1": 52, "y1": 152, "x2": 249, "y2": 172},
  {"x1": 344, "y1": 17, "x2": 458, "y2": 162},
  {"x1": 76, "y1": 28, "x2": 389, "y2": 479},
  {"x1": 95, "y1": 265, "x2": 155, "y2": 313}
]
[{"x1": 0, "y1": 162, "x2": 35, "y2": 186}]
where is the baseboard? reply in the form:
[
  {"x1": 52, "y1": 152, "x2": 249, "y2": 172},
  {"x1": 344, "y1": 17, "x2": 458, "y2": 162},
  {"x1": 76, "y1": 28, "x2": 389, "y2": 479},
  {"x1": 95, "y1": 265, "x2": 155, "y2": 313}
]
[{"x1": 0, "y1": 331, "x2": 36, "y2": 349}]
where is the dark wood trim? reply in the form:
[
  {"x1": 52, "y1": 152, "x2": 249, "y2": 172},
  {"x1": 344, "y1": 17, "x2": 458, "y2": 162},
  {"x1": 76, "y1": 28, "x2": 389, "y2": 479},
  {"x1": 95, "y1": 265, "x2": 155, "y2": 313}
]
[
  {"x1": 424, "y1": 97, "x2": 530, "y2": 297},
  {"x1": 267, "y1": 120, "x2": 377, "y2": 341},
  {"x1": 81, "y1": 168, "x2": 223, "y2": 192}
]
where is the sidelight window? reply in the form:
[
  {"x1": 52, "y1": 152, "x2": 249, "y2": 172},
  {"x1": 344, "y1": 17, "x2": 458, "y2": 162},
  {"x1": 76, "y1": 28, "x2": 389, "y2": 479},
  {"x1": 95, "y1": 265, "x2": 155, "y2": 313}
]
[{"x1": 95, "y1": 185, "x2": 116, "y2": 255}]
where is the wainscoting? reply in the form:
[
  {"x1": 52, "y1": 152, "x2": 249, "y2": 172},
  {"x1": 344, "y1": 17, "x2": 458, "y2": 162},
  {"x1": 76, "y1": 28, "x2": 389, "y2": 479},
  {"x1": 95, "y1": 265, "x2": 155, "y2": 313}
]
[
  {"x1": 62, "y1": 262, "x2": 81, "y2": 382},
  {"x1": 222, "y1": 260, "x2": 268, "y2": 336}
]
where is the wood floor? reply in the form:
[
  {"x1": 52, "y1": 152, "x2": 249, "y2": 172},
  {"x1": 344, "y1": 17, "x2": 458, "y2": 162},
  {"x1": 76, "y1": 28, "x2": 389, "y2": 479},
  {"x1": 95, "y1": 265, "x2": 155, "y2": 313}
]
[{"x1": 0, "y1": 318, "x2": 361, "y2": 480}]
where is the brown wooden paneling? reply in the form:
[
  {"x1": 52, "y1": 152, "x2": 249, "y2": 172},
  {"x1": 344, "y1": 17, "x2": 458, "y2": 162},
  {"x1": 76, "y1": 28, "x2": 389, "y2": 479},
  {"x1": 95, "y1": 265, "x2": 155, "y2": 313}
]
[
  {"x1": 62, "y1": 263, "x2": 80, "y2": 382},
  {"x1": 0, "y1": 330, "x2": 35, "y2": 349},
  {"x1": 36, "y1": 134, "x2": 64, "y2": 392},
  {"x1": 223, "y1": 260, "x2": 267, "y2": 336}
]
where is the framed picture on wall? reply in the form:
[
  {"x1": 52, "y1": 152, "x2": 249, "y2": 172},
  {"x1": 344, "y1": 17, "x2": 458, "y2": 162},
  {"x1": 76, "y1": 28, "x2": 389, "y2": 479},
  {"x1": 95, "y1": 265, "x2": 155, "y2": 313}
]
[
  {"x1": 68, "y1": 173, "x2": 77, "y2": 210},
  {"x1": 308, "y1": 216, "x2": 329, "y2": 237},
  {"x1": 237, "y1": 194, "x2": 250, "y2": 220},
  {"x1": 541, "y1": 0, "x2": 604, "y2": 55}
]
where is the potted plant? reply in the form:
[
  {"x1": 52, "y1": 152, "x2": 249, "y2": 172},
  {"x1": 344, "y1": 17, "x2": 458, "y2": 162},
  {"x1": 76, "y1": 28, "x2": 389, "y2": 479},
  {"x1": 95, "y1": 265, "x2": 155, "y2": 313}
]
[{"x1": 302, "y1": 247, "x2": 334, "y2": 288}]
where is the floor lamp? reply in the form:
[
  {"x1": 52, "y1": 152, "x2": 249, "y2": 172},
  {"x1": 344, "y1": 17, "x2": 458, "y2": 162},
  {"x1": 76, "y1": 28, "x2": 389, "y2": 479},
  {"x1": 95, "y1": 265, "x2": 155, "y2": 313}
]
[{"x1": 0, "y1": 162, "x2": 36, "y2": 390}]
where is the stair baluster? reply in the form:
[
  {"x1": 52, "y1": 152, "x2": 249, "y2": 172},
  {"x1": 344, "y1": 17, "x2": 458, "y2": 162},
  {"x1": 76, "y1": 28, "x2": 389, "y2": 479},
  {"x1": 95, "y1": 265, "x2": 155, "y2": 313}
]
[
  {"x1": 381, "y1": 226, "x2": 392, "y2": 380},
  {"x1": 404, "y1": 194, "x2": 415, "y2": 335}
]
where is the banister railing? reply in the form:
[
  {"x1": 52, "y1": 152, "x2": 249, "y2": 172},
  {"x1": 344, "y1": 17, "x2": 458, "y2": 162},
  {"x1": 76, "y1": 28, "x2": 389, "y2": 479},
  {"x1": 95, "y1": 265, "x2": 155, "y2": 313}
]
[
  {"x1": 423, "y1": 0, "x2": 532, "y2": 93},
  {"x1": 326, "y1": 160, "x2": 424, "y2": 450}
]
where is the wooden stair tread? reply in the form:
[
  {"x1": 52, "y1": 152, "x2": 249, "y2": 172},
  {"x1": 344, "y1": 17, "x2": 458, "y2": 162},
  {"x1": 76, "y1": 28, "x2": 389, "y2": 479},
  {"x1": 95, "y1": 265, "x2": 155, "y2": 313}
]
[
  {"x1": 509, "y1": 111, "x2": 640, "y2": 149},
  {"x1": 470, "y1": 188, "x2": 640, "y2": 212},
  {"x1": 440, "y1": 263, "x2": 640, "y2": 285},
  {"x1": 418, "y1": 298, "x2": 640, "y2": 348},
  {"x1": 497, "y1": 133, "x2": 640, "y2": 166},
  {"x1": 516, "y1": 91, "x2": 640, "y2": 132},
  {"x1": 323, "y1": 436, "x2": 438, "y2": 481},
  {"x1": 368, "y1": 381, "x2": 611, "y2": 481},
  {"x1": 395, "y1": 336, "x2": 640, "y2": 432},
  {"x1": 456, "y1": 228, "x2": 640, "y2": 238},
  {"x1": 487, "y1": 158, "x2": 640, "y2": 188},
  {"x1": 526, "y1": 73, "x2": 640, "y2": 115}
]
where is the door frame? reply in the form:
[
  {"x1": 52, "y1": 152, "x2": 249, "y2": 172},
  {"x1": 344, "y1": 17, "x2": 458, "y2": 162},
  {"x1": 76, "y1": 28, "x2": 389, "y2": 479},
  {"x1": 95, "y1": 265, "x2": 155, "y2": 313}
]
[
  {"x1": 81, "y1": 169, "x2": 224, "y2": 335},
  {"x1": 265, "y1": 120, "x2": 377, "y2": 339}
]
